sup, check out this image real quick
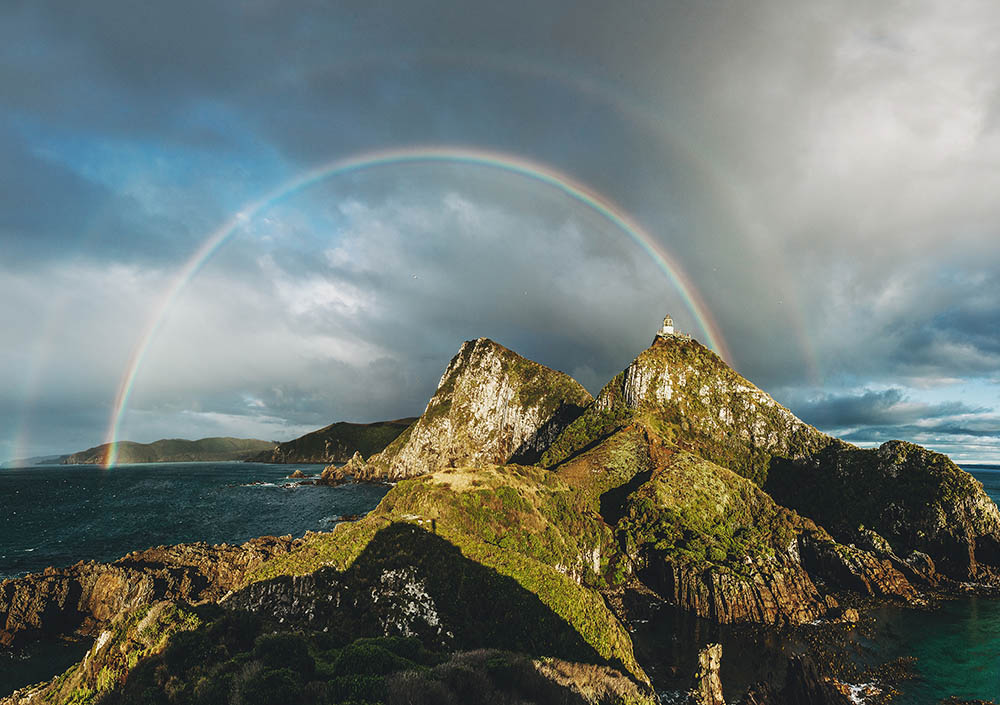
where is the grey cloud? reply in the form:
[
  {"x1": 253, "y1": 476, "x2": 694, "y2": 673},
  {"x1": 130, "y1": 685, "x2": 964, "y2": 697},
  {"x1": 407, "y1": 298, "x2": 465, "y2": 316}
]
[
  {"x1": 794, "y1": 388, "x2": 989, "y2": 429},
  {"x1": 4, "y1": 1, "x2": 1000, "y2": 460}
]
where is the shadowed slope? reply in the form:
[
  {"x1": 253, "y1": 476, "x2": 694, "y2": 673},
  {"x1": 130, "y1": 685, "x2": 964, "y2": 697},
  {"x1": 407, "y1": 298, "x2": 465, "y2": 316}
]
[
  {"x1": 768, "y1": 440, "x2": 1000, "y2": 582},
  {"x1": 244, "y1": 465, "x2": 643, "y2": 681}
]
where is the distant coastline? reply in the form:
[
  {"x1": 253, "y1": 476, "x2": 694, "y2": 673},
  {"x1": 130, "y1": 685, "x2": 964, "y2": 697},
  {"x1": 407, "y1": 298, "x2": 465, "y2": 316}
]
[
  {"x1": 960, "y1": 463, "x2": 1000, "y2": 471},
  {"x1": 60, "y1": 437, "x2": 276, "y2": 465}
]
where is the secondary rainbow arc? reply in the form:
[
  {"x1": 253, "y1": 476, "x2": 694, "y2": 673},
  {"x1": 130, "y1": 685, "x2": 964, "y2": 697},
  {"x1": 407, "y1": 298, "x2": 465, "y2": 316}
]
[{"x1": 103, "y1": 145, "x2": 733, "y2": 467}]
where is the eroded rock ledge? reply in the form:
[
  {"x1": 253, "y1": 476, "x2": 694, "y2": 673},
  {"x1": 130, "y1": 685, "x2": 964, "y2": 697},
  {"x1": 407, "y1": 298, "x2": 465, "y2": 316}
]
[{"x1": 0, "y1": 536, "x2": 298, "y2": 648}]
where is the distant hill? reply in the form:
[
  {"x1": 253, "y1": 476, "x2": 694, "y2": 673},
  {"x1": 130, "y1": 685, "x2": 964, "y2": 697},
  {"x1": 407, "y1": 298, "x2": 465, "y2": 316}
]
[
  {"x1": 1, "y1": 454, "x2": 70, "y2": 468},
  {"x1": 247, "y1": 419, "x2": 417, "y2": 464},
  {"x1": 62, "y1": 437, "x2": 277, "y2": 464}
]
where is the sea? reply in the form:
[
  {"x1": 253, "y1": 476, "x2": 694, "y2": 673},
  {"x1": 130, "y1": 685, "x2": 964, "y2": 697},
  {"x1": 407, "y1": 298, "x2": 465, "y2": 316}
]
[
  {"x1": 0, "y1": 463, "x2": 998, "y2": 701},
  {"x1": 0, "y1": 461, "x2": 388, "y2": 695}
]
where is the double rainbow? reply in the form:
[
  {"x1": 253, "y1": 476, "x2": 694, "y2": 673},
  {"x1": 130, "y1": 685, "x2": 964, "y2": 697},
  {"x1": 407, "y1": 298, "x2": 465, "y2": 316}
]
[{"x1": 102, "y1": 146, "x2": 732, "y2": 467}]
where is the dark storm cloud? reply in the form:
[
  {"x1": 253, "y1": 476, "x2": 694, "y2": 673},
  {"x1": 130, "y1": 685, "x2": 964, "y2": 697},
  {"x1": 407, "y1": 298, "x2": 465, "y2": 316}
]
[
  {"x1": 843, "y1": 418, "x2": 1000, "y2": 443},
  {"x1": 795, "y1": 388, "x2": 988, "y2": 429},
  {"x1": 3, "y1": 1, "x2": 1000, "y2": 459}
]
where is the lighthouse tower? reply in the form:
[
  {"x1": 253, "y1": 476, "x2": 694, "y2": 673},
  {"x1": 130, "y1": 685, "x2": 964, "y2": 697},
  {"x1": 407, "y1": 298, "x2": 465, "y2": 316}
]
[{"x1": 657, "y1": 314, "x2": 675, "y2": 338}]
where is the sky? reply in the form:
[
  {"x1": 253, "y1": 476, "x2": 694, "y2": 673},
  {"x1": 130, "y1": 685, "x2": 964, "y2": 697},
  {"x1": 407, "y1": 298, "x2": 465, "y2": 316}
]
[{"x1": 2, "y1": 0, "x2": 999, "y2": 464}]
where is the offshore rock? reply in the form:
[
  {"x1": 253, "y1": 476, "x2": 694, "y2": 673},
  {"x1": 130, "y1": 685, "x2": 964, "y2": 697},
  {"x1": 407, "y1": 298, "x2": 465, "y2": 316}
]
[
  {"x1": 361, "y1": 338, "x2": 592, "y2": 480},
  {"x1": 686, "y1": 643, "x2": 725, "y2": 705},
  {"x1": 769, "y1": 440, "x2": 1000, "y2": 583},
  {"x1": 0, "y1": 536, "x2": 297, "y2": 648},
  {"x1": 734, "y1": 654, "x2": 853, "y2": 705}
]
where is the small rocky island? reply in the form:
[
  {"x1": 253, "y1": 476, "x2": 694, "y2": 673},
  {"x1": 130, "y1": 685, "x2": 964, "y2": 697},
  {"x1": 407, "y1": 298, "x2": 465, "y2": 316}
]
[{"x1": 3, "y1": 315, "x2": 999, "y2": 704}]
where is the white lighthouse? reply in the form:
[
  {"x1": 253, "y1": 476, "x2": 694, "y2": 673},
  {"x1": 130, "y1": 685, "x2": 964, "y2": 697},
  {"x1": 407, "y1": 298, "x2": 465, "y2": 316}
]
[{"x1": 658, "y1": 314, "x2": 674, "y2": 337}]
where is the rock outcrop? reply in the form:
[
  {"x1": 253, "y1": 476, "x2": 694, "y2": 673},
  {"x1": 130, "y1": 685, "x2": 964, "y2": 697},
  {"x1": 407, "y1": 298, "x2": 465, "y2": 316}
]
[
  {"x1": 0, "y1": 536, "x2": 297, "y2": 648},
  {"x1": 798, "y1": 525, "x2": 918, "y2": 600},
  {"x1": 769, "y1": 440, "x2": 1000, "y2": 582},
  {"x1": 686, "y1": 643, "x2": 724, "y2": 705},
  {"x1": 248, "y1": 418, "x2": 416, "y2": 464},
  {"x1": 778, "y1": 654, "x2": 854, "y2": 705},
  {"x1": 317, "y1": 450, "x2": 367, "y2": 485},
  {"x1": 359, "y1": 338, "x2": 592, "y2": 480},
  {"x1": 615, "y1": 445, "x2": 830, "y2": 625}
]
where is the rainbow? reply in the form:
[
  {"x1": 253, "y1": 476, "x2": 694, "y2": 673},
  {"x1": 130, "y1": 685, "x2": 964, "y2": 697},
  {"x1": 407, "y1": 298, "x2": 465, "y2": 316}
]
[{"x1": 102, "y1": 145, "x2": 733, "y2": 467}]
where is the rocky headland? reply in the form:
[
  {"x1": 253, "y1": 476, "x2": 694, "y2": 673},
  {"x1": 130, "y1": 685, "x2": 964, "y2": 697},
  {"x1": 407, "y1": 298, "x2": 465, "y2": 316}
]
[
  {"x1": 5, "y1": 320, "x2": 1000, "y2": 705},
  {"x1": 351, "y1": 337, "x2": 593, "y2": 481},
  {"x1": 247, "y1": 419, "x2": 416, "y2": 465}
]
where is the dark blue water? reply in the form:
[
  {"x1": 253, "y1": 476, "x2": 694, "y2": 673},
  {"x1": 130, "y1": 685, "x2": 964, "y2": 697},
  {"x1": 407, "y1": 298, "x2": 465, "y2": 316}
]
[
  {"x1": 0, "y1": 462, "x2": 388, "y2": 579},
  {"x1": 0, "y1": 462, "x2": 389, "y2": 696}
]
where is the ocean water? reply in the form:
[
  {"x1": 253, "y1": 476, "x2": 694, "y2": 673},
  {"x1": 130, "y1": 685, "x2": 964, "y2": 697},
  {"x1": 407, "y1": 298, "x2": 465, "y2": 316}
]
[
  {"x1": 0, "y1": 462, "x2": 388, "y2": 579},
  {"x1": 0, "y1": 462, "x2": 389, "y2": 695}
]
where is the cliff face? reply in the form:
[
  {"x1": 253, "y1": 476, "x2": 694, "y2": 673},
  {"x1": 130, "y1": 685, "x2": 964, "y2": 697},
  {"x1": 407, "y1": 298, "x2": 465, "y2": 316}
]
[
  {"x1": 62, "y1": 437, "x2": 276, "y2": 464},
  {"x1": 557, "y1": 427, "x2": 832, "y2": 625},
  {"x1": 539, "y1": 332, "x2": 1000, "y2": 592},
  {"x1": 542, "y1": 336, "x2": 832, "y2": 485},
  {"x1": 0, "y1": 537, "x2": 297, "y2": 648},
  {"x1": 247, "y1": 418, "x2": 416, "y2": 464},
  {"x1": 360, "y1": 338, "x2": 592, "y2": 480},
  {"x1": 769, "y1": 440, "x2": 1000, "y2": 582}
]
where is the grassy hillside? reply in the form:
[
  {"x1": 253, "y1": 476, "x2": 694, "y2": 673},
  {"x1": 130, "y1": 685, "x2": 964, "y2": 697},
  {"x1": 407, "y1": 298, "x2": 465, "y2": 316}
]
[{"x1": 248, "y1": 418, "x2": 416, "y2": 464}]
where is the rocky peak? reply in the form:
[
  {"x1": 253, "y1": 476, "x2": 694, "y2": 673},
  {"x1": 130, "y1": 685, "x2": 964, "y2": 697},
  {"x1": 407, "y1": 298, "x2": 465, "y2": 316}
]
[
  {"x1": 544, "y1": 335, "x2": 832, "y2": 484},
  {"x1": 361, "y1": 338, "x2": 592, "y2": 480}
]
